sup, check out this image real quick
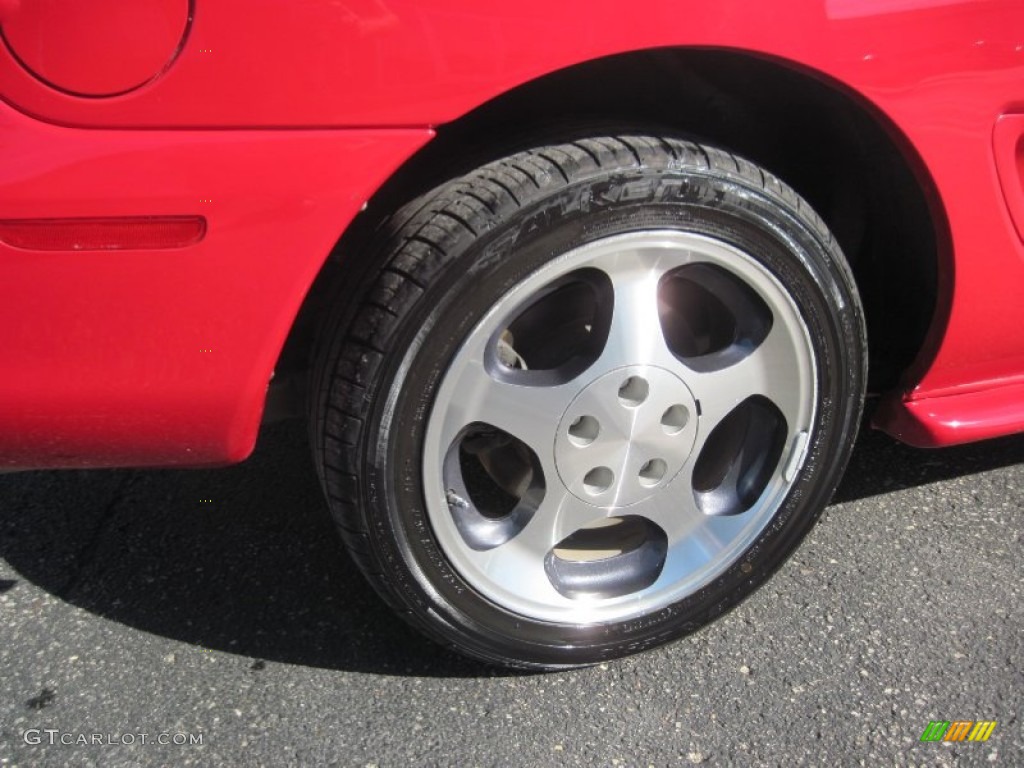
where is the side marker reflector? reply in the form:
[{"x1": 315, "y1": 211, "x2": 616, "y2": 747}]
[{"x1": 0, "y1": 216, "x2": 206, "y2": 251}]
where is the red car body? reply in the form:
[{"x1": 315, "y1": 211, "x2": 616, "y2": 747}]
[{"x1": 1, "y1": 0, "x2": 1022, "y2": 469}]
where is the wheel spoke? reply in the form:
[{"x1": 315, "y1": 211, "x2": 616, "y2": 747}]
[
  {"x1": 654, "y1": 511, "x2": 755, "y2": 591},
  {"x1": 614, "y1": 486, "x2": 699, "y2": 545},
  {"x1": 437, "y1": 357, "x2": 573, "y2": 459},
  {"x1": 589, "y1": 249, "x2": 677, "y2": 373},
  {"x1": 462, "y1": 488, "x2": 601, "y2": 605},
  {"x1": 462, "y1": 541, "x2": 562, "y2": 607},
  {"x1": 516, "y1": 487, "x2": 609, "y2": 553},
  {"x1": 686, "y1": 320, "x2": 807, "y2": 446}
]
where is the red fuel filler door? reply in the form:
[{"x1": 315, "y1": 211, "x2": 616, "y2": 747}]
[{"x1": 0, "y1": 0, "x2": 190, "y2": 97}]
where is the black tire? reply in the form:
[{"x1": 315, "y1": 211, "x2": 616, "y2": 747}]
[{"x1": 311, "y1": 135, "x2": 866, "y2": 669}]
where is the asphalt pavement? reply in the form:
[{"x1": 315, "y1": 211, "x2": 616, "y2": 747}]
[{"x1": 1, "y1": 420, "x2": 1021, "y2": 767}]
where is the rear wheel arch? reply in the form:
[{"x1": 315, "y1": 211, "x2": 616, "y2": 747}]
[{"x1": 276, "y1": 46, "x2": 947, "y2": 421}]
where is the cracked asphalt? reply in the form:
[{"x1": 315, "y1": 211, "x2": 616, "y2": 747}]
[{"x1": 0, "y1": 420, "x2": 1021, "y2": 767}]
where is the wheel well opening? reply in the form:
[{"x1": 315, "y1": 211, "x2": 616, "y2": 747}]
[{"x1": 278, "y1": 47, "x2": 944, "y2": 417}]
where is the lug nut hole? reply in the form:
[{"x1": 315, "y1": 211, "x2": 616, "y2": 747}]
[
  {"x1": 661, "y1": 404, "x2": 689, "y2": 434},
  {"x1": 583, "y1": 466, "x2": 614, "y2": 495},
  {"x1": 638, "y1": 459, "x2": 667, "y2": 487},
  {"x1": 568, "y1": 415, "x2": 600, "y2": 447},
  {"x1": 618, "y1": 376, "x2": 649, "y2": 407}
]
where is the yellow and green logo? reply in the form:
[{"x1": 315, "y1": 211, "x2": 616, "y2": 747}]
[{"x1": 920, "y1": 720, "x2": 996, "y2": 742}]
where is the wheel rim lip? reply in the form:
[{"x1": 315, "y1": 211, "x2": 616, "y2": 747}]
[{"x1": 422, "y1": 230, "x2": 818, "y2": 624}]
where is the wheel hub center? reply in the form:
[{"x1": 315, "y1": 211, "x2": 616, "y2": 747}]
[{"x1": 554, "y1": 366, "x2": 700, "y2": 507}]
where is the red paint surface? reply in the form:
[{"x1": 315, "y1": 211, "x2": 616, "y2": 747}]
[
  {"x1": 0, "y1": 104, "x2": 430, "y2": 467},
  {"x1": 1, "y1": 0, "x2": 1022, "y2": 466},
  {"x1": 2, "y1": 0, "x2": 189, "y2": 96},
  {"x1": 875, "y1": 379, "x2": 1024, "y2": 448},
  {"x1": 993, "y1": 114, "x2": 1024, "y2": 243}
]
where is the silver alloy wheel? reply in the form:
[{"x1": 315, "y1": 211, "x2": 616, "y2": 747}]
[{"x1": 422, "y1": 230, "x2": 817, "y2": 624}]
